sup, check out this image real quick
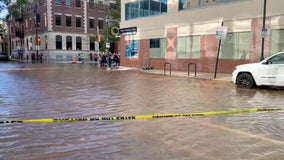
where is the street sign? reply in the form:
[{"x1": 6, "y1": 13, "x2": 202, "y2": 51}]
[
  {"x1": 262, "y1": 28, "x2": 268, "y2": 38},
  {"x1": 216, "y1": 26, "x2": 227, "y2": 40},
  {"x1": 106, "y1": 42, "x2": 110, "y2": 49},
  {"x1": 119, "y1": 27, "x2": 137, "y2": 35}
]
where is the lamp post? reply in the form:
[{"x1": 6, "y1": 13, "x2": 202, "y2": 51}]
[
  {"x1": 260, "y1": 0, "x2": 267, "y2": 61},
  {"x1": 34, "y1": 4, "x2": 39, "y2": 60},
  {"x1": 105, "y1": 15, "x2": 110, "y2": 69}
]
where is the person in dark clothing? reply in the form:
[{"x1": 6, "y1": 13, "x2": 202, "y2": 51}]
[
  {"x1": 114, "y1": 54, "x2": 120, "y2": 67},
  {"x1": 31, "y1": 52, "x2": 36, "y2": 63},
  {"x1": 39, "y1": 53, "x2": 43, "y2": 63},
  {"x1": 89, "y1": 52, "x2": 93, "y2": 61}
]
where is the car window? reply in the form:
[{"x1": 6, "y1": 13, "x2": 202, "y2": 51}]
[{"x1": 268, "y1": 53, "x2": 284, "y2": 64}]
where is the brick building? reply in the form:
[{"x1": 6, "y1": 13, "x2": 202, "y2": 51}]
[
  {"x1": 119, "y1": 0, "x2": 284, "y2": 73},
  {"x1": 9, "y1": 0, "x2": 115, "y2": 61}
]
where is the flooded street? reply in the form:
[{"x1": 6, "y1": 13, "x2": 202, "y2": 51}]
[{"x1": 0, "y1": 62, "x2": 283, "y2": 160}]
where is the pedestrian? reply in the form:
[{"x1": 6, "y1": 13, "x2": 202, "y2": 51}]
[
  {"x1": 80, "y1": 53, "x2": 85, "y2": 63},
  {"x1": 77, "y1": 53, "x2": 81, "y2": 62},
  {"x1": 99, "y1": 53, "x2": 104, "y2": 67},
  {"x1": 114, "y1": 53, "x2": 120, "y2": 67},
  {"x1": 89, "y1": 52, "x2": 93, "y2": 62},
  {"x1": 39, "y1": 53, "x2": 43, "y2": 63},
  {"x1": 93, "y1": 53, "x2": 98, "y2": 63},
  {"x1": 31, "y1": 52, "x2": 36, "y2": 63},
  {"x1": 26, "y1": 52, "x2": 29, "y2": 61}
]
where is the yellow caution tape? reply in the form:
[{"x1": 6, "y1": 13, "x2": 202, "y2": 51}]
[{"x1": 0, "y1": 108, "x2": 283, "y2": 124}]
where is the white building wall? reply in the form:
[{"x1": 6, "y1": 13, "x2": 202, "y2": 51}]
[{"x1": 121, "y1": 0, "x2": 284, "y2": 40}]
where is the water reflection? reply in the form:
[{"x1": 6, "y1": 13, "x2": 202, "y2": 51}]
[{"x1": 0, "y1": 63, "x2": 283, "y2": 160}]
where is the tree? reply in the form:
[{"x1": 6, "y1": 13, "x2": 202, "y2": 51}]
[
  {"x1": 9, "y1": 0, "x2": 31, "y2": 21},
  {"x1": 100, "y1": 0, "x2": 120, "y2": 52},
  {"x1": 110, "y1": 0, "x2": 120, "y2": 22}
]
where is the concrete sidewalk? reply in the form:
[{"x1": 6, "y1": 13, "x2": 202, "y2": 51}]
[
  {"x1": 9, "y1": 59, "x2": 232, "y2": 82},
  {"x1": 140, "y1": 69, "x2": 232, "y2": 81}
]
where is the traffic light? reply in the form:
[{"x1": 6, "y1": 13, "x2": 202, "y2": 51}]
[
  {"x1": 37, "y1": 37, "x2": 41, "y2": 45},
  {"x1": 97, "y1": 35, "x2": 101, "y2": 42},
  {"x1": 34, "y1": 37, "x2": 41, "y2": 45}
]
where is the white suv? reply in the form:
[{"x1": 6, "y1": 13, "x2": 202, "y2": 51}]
[{"x1": 232, "y1": 52, "x2": 284, "y2": 88}]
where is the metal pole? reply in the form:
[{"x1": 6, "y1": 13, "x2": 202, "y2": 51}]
[
  {"x1": 105, "y1": 16, "x2": 110, "y2": 69},
  {"x1": 35, "y1": 4, "x2": 39, "y2": 61},
  {"x1": 214, "y1": 22, "x2": 224, "y2": 79},
  {"x1": 260, "y1": 0, "x2": 267, "y2": 61},
  {"x1": 107, "y1": 22, "x2": 109, "y2": 69},
  {"x1": 7, "y1": 20, "x2": 12, "y2": 59}
]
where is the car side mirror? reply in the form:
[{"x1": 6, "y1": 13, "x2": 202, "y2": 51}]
[
  {"x1": 262, "y1": 60, "x2": 272, "y2": 65},
  {"x1": 262, "y1": 61, "x2": 269, "y2": 65}
]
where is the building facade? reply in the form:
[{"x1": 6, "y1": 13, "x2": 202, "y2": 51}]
[
  {"x1": 119, "y1": 0, "x2": 284, "y2": 73},
  {"x1": 0, "y1": 20, "x2": 8, "y2": 53},
  {"x1": 10, "y1": 0, "x2": 115, "y2": 61}
]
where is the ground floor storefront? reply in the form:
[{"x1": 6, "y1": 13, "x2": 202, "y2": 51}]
[{"x1": 119, "y1": 17, "x2": 284, "y2": 74}]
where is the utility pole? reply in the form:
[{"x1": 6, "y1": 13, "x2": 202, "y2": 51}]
[
  {"x1": 105, "y1": 16, "x2": 110, "y2": 70},
  {"x1": 214, "y1": 21, "x2": 225, "y2": 79},
  {"x1": 260, "y1": 0, "x2": 267, "y2": 61}
]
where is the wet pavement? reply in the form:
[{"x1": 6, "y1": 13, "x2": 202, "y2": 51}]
[{"x1": 0, "y1": 62, "x2": 283, "y2": 160}]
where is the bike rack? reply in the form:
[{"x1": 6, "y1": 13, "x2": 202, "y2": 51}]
[
  {"x1": 188, "y1": 63, "x2": 197, "y2": 77},
  {"x1": 164, "y1": 62, "x2": 171, "y2": 76}
]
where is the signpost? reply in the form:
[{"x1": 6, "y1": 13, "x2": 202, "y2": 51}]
[{"x1": 214, "y1": 23, "x2": 227, "y2": 79}]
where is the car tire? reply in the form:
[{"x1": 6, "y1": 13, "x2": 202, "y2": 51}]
[{"x1": 236, "y1": 73, "x2": 255, "y2": 88}]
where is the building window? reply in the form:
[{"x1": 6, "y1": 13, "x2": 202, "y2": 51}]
[
  {"x1": 55, "y1": 15, "x2": 61, "y2": 26},
  {"x1": 109, "y1": 2, "x2": 116, "y2": 10},
  {"x1": 56, "y1": 35, "x2": 62, "y2": 49},
  {"x1": 55, "y1": 0, "x2": 61, "y2": 5},
  {"x1": 75, "y1": 0, "x2": 80, "y2": 7},
  {"x1": 76, "y1": 36, "x2": 82, "y2": 50},
  {"x1": 89, "y1": 0, "x2": 94, "y2": 9},
  {"x1": 90, "y1": 37, "x2": 95, "y2": 50},
  {"x1": 76, "y1": 17, "x2": 81, "y2": 27},
  {"x1": 65, "y1": 0, "x2": 71, "y2": 6},
  {"x1": 98, "y1": 19, "x2": 104, "y2": 29},
  {"x1": 66, "y1": 16, "x2": 72, "y2": 27},
  {"x1": 149, "y1": 38, "x2": 166, "y2": 58},
  {"x1": 125, "y1": 0, "x2": 167, "y2": 20},
  {"x1": 179, "y1": 0, "x2": 241, "y2": 10},
  {"x1": 89, "y1": 19, "x2": 95, "y2": 29},
  {"x1": 98, "y1": 1, "x2": 103, "y2": 10},
  {"x1": 177, "y1": 36, "x2": 201, "y2": 59},
  {"x1": 204, "y1": 0, "x2": 217, "y2": 5},
  {"x1": 220, "y1": 32, "x2": 251, "y2": 59},
  {"x1": 270, "y1": 29, "x2": 284, "y2": 55},
  {"x1": 66, "y1": 36, "x2": 72, "y2": 50},
  {"x1": 150, "y1": 39, "x2": 160, "y2": 48}
]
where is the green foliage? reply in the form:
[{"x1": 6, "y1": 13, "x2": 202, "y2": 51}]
[
  {"x1": 100, "y1": 0, "x2": 120, "y2": 51},
  {"x1": 110, "y1": 0, "x2": 120, "y2": 21},
  {"x1": 8, "y1": 0, "x2": 40, "y2": 21}
]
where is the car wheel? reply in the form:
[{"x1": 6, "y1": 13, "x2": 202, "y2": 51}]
[{"x1": 236, "y1": 73, "x2": 255, "y2": 88}]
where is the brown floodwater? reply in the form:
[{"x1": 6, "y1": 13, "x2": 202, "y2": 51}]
[{"x1": 0, "y1": 62, "x2": 283, "y2": 160}]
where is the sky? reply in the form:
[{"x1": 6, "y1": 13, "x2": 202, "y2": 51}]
[
  {"x1": 0, "y1": 10, "x2": 8, "y2": 18},
  {"x1": 0, "y1": 1, "x2": 8, "y2": 19}
]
